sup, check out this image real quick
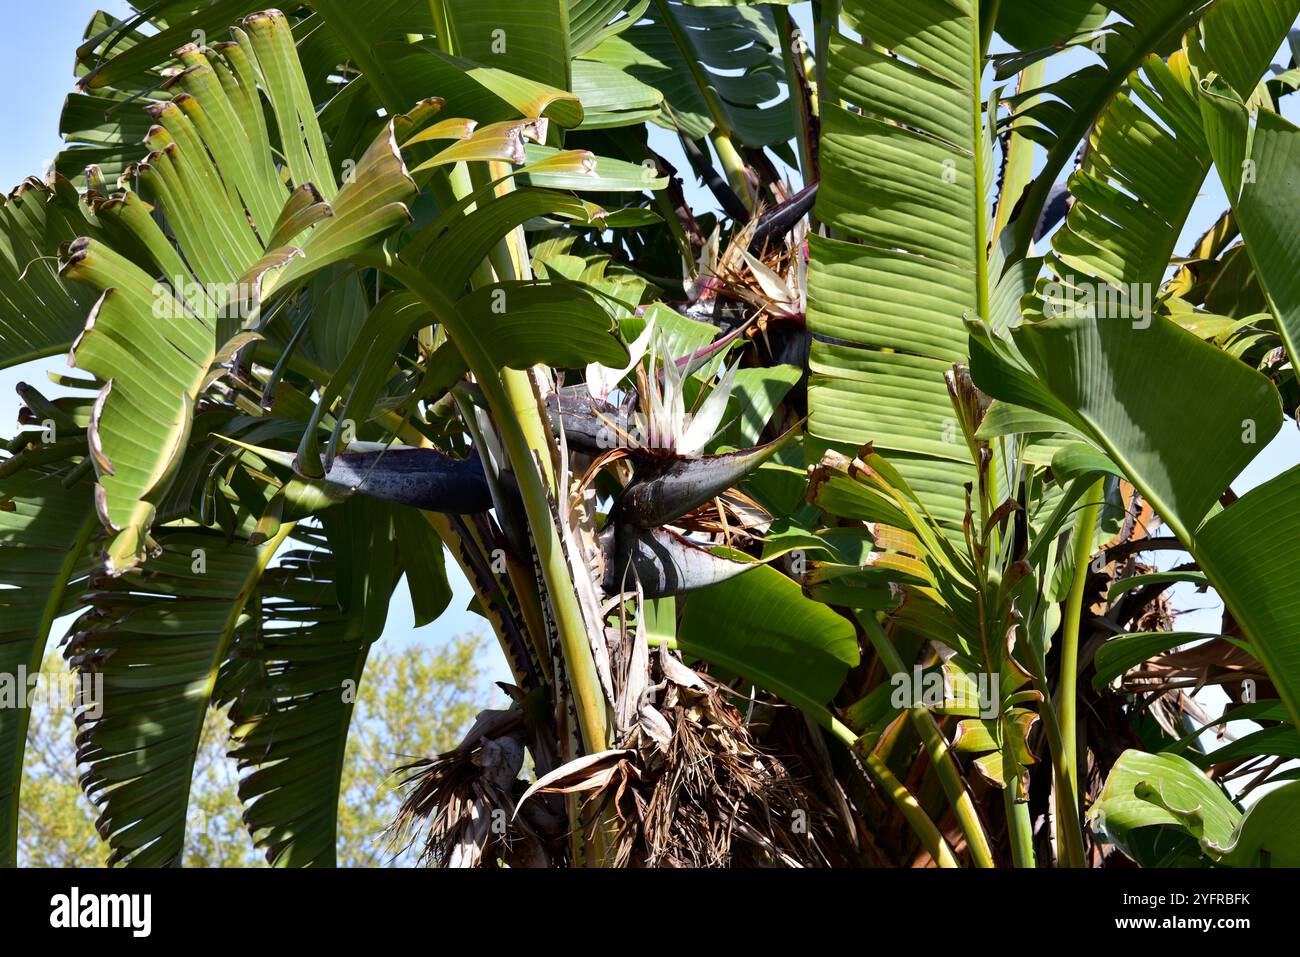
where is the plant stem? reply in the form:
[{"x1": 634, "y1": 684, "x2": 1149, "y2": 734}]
[
  {"x1": 993, "y1": 60, "x2": 1045, "y2": 239},
  {"x1": 360, "y1": 254, "x2": 610, "y2": 756},
  {"x1": 1033, "y1": 683, "x2": 1086, "y2": 867},
  {"x1": 812, "y1": 0, "x2": 840, "y2": 117},
  {"x1": 1060, "y1": 480, "x2": 1103, "y2": 806},
  {"x1": 859, "y1": 613, "x2": 994, "y2": 867},
  {"x1": 826, "y1": 718, "x2": 959, "y2": 868},
  {"x1": 1003, "y1": 783, "x2": 1037, "y2": 867},
  {"x1": 427, "y1": 0, "x2": 455, "y2": 54},
  {"x1": 709, "y1": 132, "x2": 755, "y2": 212},
  {"x1": 979, "y1": 0, "x2": 1002, "y2": 59},
  {"x1": 776, "y1": 9, "x2": 816, "y2": 184},
  {"x1": 469, "y1": 162, "x2": 559, "y2": 490}
]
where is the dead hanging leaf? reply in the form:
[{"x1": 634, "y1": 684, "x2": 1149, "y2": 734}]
[
  {"x1": 659, "y1": 645, "x2": 706, "y2": 691},
  {"x1": 638, "y1": 703, "x2": 674, "y2": 747},
  {"x1": 632, "y1": 673, "x2": 834, "y2": 868},
  {"x1": 1124, "y1": 635, "x2": 1273, "y2": 702},
  {"x1": 613, "y1": 580, "x2": 651, "y2": 738},
  {"x1": 1098, "y1": 481, "x2": 1153, "y2": 558},
  {"x1": 514, "y1": 749, "x2": 638, "y2": 815},
  {"x1": 386, "y1": 708, "x2": 549, "y2": 868}
]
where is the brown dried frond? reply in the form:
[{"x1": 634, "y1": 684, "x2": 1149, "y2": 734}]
[
  {"x1": 387, "y1": 709, "x2": 552, "y2": 868},
  {"x1": 1134, "y1": 588, "x2": 1176, "y2": 633},
  {"x1": 635, "y1": 675, "x2": 835, "y2": 868},
  {"x1": 668, "y1": 489, "x2": 770, "y2": 544},
  {"x1": 529, "y1": 653, "x2": 837, "y2": 868}
]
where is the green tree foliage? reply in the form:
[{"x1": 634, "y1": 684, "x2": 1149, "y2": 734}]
[{"x1": 18, "y1": 638, "x2": 488, "y2": 867}]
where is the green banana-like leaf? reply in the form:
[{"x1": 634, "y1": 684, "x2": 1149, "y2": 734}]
[
  {"x1": 807, "y1": 0, "x2": 989, "y2": 532},
  {"x1": 1216, "y1": 780, "x2": 1300, "y2": 867},
  {"x1": 724, "y1": 365, "x2": 801, "y2": 449},
  {"x1": 1195, "y1": 466, "x2": 1300, "y2": 727},
  {"x1": 60, "y1": 11, "x2": 418, "y2": 573},
  {"x1": 61, "y1": 3, "x2": 435, "y2": 180},
  {"x1": 457, "y1": 281, "x2": 630, "y2": 369},
  {"x1": 1042, "y1": 1, "x2": 1298, "y2": 294},
  {"x1": 295, "y1": 0, "x2": 437, "y2": 115},
  {"x1": 520, "y1": 144, "x2": 668, "y2": 191},
  {"x1": 677, "y1": 564, "x2": 859, "y2": 717},
  {"x1": 218, "y1": 501, "x2": 397, "y2": 867},
  {"x1": 974, "y1": 2, "x2": 1300, "y2": 722},
  {"x1": 970, "y1": 309, "x2": 1300, "y2": 726},
  {"x1": 75, "y1": 0, "x2": 271, "y2": 92},
  {"x1": 58, "y1": 87, "x2": 157, "y2": 184},
  {"x1": 1193, "y1": 0, "x2": 1300, "y2": 101},
  {"x1": 1191, "y1": 725, "x2": 1300, "y2": 765},
  {"x1": 571, "y1": 56, "x2": 664, "y2": 130},
  {"x1": 0, "y1": 177, "x2": 106, "y2": 369},
  {"x1": 1105, "y1": 570, "x2": 1209, "y2": 602},
  {"x1": 421, "y1": 188, "x2": 598, "y2": 294},
  {"x1": 973, "y1": 313, "x2": 1281, "y2": 537},
  {"x1": 1200, "y1": 90, "x2": 1300, "y2": 367},
  {"x1": 1045, "y1": 51, "x2": 1210, "y2": 291},
  {"x1": 394, "y1": 512, "x2": 454, "y2": 628},
  {"x1": 1089, "y1": 749, "x2": 1240, "y2": 857},
  {"x1": 61, "y1": 1, "x2": 196, "y2": 181},
  {"x1": 569, "y1": 0, "x2": 648, "y2": 57},
  {"x1": 1000, "y1": 0, "x2": 1221, "y2": 254},
  {"x1": 594, "y1": 0, "x2": 793, "y2": 146},
  {"x1": 0, "y1": 468, "x2": 98, "y2": 867},
  {"x1": 1092, "y1": 632, "x2": 1217, "y2": 691},
  {"x1": 440, "y1": 0, "x2": 574, "y2": 90},
  {"x1": 994, "y1": 0, "x2": 1107, "y2": 52},
  {"x1": 324, "y1": 0, "x2": 656, "y2": 131},
  {"x1": 293, "y1": 291, "x2": 434, "y2": 475},
  {"x1": 359, "y1": 42, "x2": 587, "y2": 131},
  {"x1": 67, "y1": 529, "x2": 285, "y2": 866},
  {"x1": 1092, "y1": 750, "x2": 1300, "y2": 866}
]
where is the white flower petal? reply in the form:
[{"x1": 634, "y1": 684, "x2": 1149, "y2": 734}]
[
  {"x1": 678, "y1": 359, "x2": 740, "y2": 456},
  {"x1": 585, "y1": 313, "x2": 657, "y2": 400}
]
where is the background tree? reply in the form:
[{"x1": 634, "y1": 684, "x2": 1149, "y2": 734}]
[{"x1": 18, "y1": 638, "x2": 489, "y2": 867}]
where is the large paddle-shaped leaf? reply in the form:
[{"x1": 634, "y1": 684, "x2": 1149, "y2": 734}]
[
  {"x1": 1001, "y1": 0, "x2": 1226, "y2": 257},
  {"x1": 1195, "y1": 465, "x2": 1300, "y2": 727},
  {"x1": 973, "y1": 2, "x2": 1300, "y2": 725},
  {"x1": 0, "y1": 177, "x2": 107, "y2": 369},
  {"x1": 971, "y1": 309, "x2": 1300, "y2": 724},
  {"x1": 806, "y1": 0, "x2": 989, "y2": 532},
  {"x1": 594, "y1": 0, "x2": 793, "y2": 146},
  {"x1": 0, "y1": 469, "x2": 97, "y2": 866},
  {"x1": 60, "y1": 11, "x2": 419, "y2": 573},
  {"x1": 973, "y1": 313, "x2": 1281, "y2": 537},
  {"x1": 1199, "y1": 89, "x2": 1300, "y2": 367},
  {"x1": 1040, "y1": 0, "x2": 1300, "y2": 292},
  {"x1": 67, "y1": 529, "x2": 284, "y2": 866},
  {"x1": 678, "y1": 564, "x2": 859, "y2": 716},
  {"x1": 1092, "y1": 750, "x2": 1300, "y2": 866},
  {"x1": 1088, "y1": 749, "x2": 1240, "y2": 857},
  {"x1": 218, "y1": 502, "x2": 398, "y2": 867}
]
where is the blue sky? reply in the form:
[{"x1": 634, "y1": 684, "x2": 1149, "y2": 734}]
[{"x1": 1, "y1": 3, "x2": 1296, "y2": 658}]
